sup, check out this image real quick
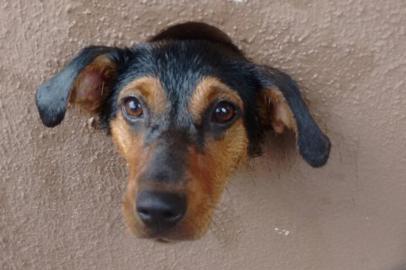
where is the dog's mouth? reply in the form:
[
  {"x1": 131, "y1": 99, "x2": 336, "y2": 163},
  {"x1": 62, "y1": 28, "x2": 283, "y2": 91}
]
[
  {"x1": 139, "y1": 213, "x2": 210, "y2": 240},
  {"x1": 137, "y1": 227, "x2": 195, "y2": 242},
  {"x1": 155, "y1": 238, "x2": 171, "y2": 243},
  {"x1": 142, "y1": 232, "x2": 173, "y2": 242}
]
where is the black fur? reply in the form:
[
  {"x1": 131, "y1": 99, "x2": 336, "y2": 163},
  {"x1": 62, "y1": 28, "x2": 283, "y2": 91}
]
[
  {"x1": 36, "y1": 46, "x2": 119, "y2": 127},
  {"x1": 35, "y1": 22, "x2": 330, "y2": 167}
]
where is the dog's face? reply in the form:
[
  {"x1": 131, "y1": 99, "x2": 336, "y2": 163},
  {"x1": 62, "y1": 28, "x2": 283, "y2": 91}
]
[{"x1": 36, "y1": 22, "x2": 330, "y2": 241}]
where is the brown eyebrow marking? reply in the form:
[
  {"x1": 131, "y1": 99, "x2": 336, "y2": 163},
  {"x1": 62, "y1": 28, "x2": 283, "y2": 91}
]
[
  {"x1": 119, "y1": 77, "x2": 167, "y2": 115},
  {"x1": 188, "y1": 76, "x2": 244, "y2": 124}
]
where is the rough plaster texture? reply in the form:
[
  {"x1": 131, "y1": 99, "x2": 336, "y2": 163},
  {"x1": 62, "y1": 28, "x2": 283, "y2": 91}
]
[{"x1": 1, "y1": 0, "x2": 406, "y2": 269}]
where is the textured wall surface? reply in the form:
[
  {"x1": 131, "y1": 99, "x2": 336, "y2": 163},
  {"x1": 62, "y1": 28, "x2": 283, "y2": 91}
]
[{"x1": 1, "y1": 0, "x2": 406, "y2": 269}]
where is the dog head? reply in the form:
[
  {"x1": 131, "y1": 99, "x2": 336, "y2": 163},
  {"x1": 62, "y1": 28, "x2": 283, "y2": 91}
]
[{"x1": 36, "y1": 22, "x2": 330, "y2": 241}]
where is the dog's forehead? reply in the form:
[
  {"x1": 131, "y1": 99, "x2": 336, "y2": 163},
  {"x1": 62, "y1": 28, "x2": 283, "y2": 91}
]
[
  {"x1": 124, "y1": 41, "x2": 237, "y2": 93},
  {"x1": 116, "y1": 41, "x2": 249, "y2": 121}
]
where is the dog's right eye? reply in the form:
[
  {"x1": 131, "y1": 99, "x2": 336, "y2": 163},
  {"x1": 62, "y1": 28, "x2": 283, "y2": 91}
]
[
  {"x1": 211, "y1": 101, "x2": 237, "y2": 124},
  {"x1": 122, "y1": 96, "x2": 143, "y2": 119}
]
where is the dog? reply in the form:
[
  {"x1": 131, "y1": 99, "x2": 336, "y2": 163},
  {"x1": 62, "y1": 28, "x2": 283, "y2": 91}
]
[{"x1": 35, "y1": 22, "x2": 330, "y2": 241}]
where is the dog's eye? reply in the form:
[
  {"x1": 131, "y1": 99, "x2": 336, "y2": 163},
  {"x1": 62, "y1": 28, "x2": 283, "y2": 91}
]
[
  {"x1": 122, "y1": 96, "x2": 143, "y2": 118},
  {"x1": 211, "y1": 101, "x2": 237, "y2": 124}
]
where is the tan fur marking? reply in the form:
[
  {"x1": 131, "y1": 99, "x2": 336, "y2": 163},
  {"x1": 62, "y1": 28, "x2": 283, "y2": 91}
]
[
  {"x1": 110, "y1": 114, "x2": 151, "y2": 237},
  {"x1": 70, "y1": 55, "x2": 117, "y2": 113},
  {"x1": 261, "y1": 87, "x2": 298, "y2": 135},
  {"x1": 182, "y1": 120, "x2": 248, "y2": 238},
  {"x1": 189, "y1": 77, "x2": 244, "y2": 124},
  {"x1": 119, "y1": 77, "x2": 167, "y2": 115}
]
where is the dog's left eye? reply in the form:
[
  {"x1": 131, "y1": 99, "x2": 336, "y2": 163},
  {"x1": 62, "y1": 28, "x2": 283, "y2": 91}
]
[
  {"x1": 122, "y1": 96, "x2": 143, "y2": 119},
  {"x1": 211, "y1": 101, "x2": 237, "y2": 124}
]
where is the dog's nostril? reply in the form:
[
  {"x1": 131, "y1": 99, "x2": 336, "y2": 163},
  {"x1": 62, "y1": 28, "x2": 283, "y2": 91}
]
[
  {"x1": 137, "y1": 207, "x2": 151, "y2": 219},
  {"x1": 162, "y1": 210, "x2": 178, "y2": 220},
  {"x1": 136, "y1": 191, "x2": 186, "y2": 232}
]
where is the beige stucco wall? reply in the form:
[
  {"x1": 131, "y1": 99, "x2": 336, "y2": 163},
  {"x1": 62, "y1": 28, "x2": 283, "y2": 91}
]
[{"x1": 1, "y1": 0, "x2": 406, "y2": 269}]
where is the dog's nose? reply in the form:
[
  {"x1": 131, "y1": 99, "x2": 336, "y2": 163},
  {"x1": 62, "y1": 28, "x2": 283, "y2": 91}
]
[{"x1": 136, "y1": 191, "x2": 186, "y2": 232}]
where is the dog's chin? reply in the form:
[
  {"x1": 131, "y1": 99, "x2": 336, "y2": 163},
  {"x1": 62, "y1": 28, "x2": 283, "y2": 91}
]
[
  {"x1": 130, "y1": 221, "x2": 210, "y2": 242},
  {"x1": 136, "y1": 229, "x2": 203, "y2": 242}
]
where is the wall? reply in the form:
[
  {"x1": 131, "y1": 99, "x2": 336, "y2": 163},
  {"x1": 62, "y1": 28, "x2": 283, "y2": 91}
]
[{"x1": 1, "y1": 0, "x2": 406, "y2": 269}]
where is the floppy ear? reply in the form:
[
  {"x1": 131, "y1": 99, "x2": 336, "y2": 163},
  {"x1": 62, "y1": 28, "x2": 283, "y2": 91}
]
[
  {"x1": 256, "y1": 65, "x2": 331, "y2": 167},
  {"x1": 36, "y1": 46, "x2": 128, "y2": 127}
]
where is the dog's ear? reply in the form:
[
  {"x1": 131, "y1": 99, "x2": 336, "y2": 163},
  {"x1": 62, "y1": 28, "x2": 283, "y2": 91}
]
[
  {"x1": 36, "y1": 46, "x2": 129, "y2": 127},
  {"x1": 255, "y1": 65, "x2": 331, "y2": 167}
]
